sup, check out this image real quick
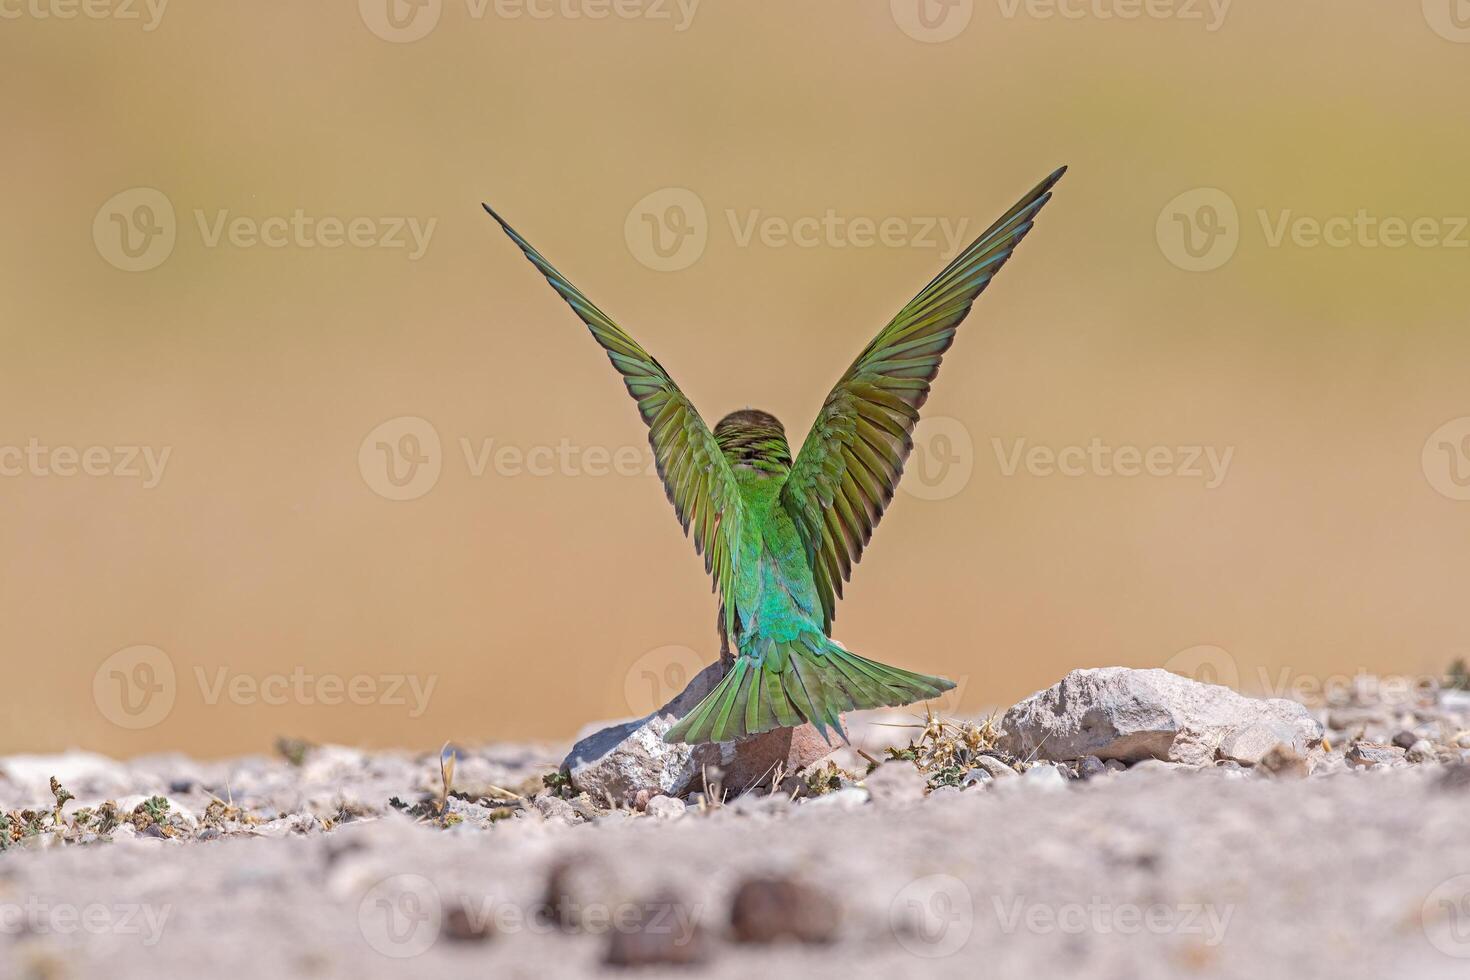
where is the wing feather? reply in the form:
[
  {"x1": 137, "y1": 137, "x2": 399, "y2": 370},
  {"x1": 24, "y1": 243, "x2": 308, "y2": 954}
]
[
  {"x1": 484, "y1": 205, "x2": 743, "y2": 635},
  {"x1": 780, "y1": 168, "x2": 1065, "y2": 630}
]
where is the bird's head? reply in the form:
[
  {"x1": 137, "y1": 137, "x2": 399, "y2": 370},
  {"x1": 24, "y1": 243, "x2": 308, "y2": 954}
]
[{"x1": 713, "y1": 409, "x2": 792, "y2": 474}]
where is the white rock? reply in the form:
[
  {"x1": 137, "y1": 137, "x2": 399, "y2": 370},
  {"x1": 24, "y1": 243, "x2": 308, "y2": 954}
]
[
  {"x1": 863, "y1": 762, "x2": 927, "y2": 806},
  {"x1": 802, "y1": 787, "x2": 870, "y2": 810},
  {"x1": 563, "y1": 663, "x2": 834, "y2": 804},
  {"x1": 1346, "y1": 744, "x2": 1407, "y2": 769},
  {"x1": 1406, "y1": 740, "x2": 1437, "y2": 764},
  {"x1": 973, "y1": 756, "x2": 1017, "y2": 779},
  {"x1": 1021, "y1": 763, "x2": 1067, "y2": 792},
  {"x1": 644, "y1": 795, "x2": 685, "y2": 821},
  {"x1": 998, "y1": 668, "x2": 1323, "y2": 767}
]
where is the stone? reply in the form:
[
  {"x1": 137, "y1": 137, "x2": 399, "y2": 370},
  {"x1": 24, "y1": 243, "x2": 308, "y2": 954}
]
[
  {"x1": 1128, "y1": 759, "x2": 1191, "y2": 774},
  {"x1": 644, "y1": 795, "x2": 685, "y2": 821},
  {"x1": 1258, "y1": 744, "x2": 1310, "y2": 779},
  {"x1": 1346, "y1": 744, "x2": 1406, "y2": 769},
  {"x1": 532, "y1": 796, "x2": 580, "y2": 825},
  {"x1": 1021, "y1": 763, "x2": 1067, "y2": 792},
  {"x1": 973, "y1": 756, "x2": 1017, "y2": 779},
  {"x1": 1406, "y1": 740, "x2": 1437, "y2": 764},
  {"x1": 728, "y1": 876, "x2": 839, "y2": 945},
  {"x1": 563, "y1": 663, "x2": 835, "y2": 804},
  {"x1": 802, "y1": 787, "x2": 869, "y2": 810},
  {"x1": 1077, "y1": 756, "x2": 1109, "y2": 780},
  {"x1": 1438, "y1": 764, "x2": 1470, "y2": 791},
  {"x1": 442, "y1": 901, "x2": 494, "y2": 942},
  {"x1": 604, "y1": 895, "x2": 707, "y2": 967},
  {"x1": 1391, "y1": 730, "x2": 1419, "y2": 750},
  {"x1": 997, "y1": 668, "x2": 1323, "y2": 767},
  {"x1": 1219, "y1": 719, "x2": 1305, "y2": 767},
  {"x1": 862, "y1": 762, "x2": 927, "y2": 806}
]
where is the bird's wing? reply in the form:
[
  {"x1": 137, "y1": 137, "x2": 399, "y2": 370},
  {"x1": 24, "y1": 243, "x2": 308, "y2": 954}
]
[
  {"x1": 780, "y1": 168, "x2": 1065, "y2": 631},
  {"x1": 484, "y1": 205, "x2": 743, "y2": 636}
]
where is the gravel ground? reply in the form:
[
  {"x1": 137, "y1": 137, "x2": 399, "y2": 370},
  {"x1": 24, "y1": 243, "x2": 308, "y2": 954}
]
[{"x1": 4, "y1": 690, "x2": 1470, "y2": 979}]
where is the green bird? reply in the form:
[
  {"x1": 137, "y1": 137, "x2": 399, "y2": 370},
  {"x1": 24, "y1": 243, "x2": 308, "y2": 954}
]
[{"x1": 484, "y1": 166, "x2": 1064, "y2": 745}]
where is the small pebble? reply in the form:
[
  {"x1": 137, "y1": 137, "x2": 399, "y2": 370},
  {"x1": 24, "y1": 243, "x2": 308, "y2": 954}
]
[
  {"x1": 605, "y1": 894, "x2": 706, "y2": 967},
  {"x1": 644, "y1": 795, "x2": 685, "y2": 821},
  {"x1": 729, "y1": 876, "x2": 839, "y2": 945},
  {"x1": 1021, "y1": 763, "x2": 1067, "y2": 792},
  {"x1": 974, "y1": 756, "x2": 1017, "y2": 779}
]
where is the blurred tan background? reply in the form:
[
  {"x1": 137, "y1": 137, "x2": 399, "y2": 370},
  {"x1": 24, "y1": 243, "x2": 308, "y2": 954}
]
[{"x1": 2, "y1": 1, "x2": 1469, "y2": 757}]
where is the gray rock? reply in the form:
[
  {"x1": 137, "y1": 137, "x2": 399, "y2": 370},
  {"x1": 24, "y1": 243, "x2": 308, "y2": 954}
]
[
  {"x1": 863, "y1": 762, "x2": 927, "y2": 806},
  {"x1": 998, "y1": 667, "x2": 1323, "y2": 767},
  {"x1": 973, "y1": 755, "x2": 1017, "y2": 779},
  {"x1": 1219, "y1": 719, "x2": 1305, "y2": 767},
  {"x1": 1021, "y1": 763, "x2": 1067, "y2": 792},
  {"x1": 961, "y1": 768, "x2": 991, "y2": 788},
  {"x1": 563, "y1": 663, "x2": 836, "y2": 804},
  {"x1": 644, "y1": 795, "x2": 685, "y2": 821},
  {"x1": 532, "y1": 795, "x2": 581, "y2": 825},
  {"x1": 801, "y1": 787, "x2": 869, "y2": 810},
  {"x1": 1258, "y1": 744, "x2": 1311, "y2": 779},
  {"x1": 1077, "y1": 755, "x2": 1109, "y2": 780},
  {"x1": 1406, "y1": 740, "x2": 1437, "y2": 764},
  {"x1": 1346, "y1": 744, "x2": 1407, "y2": 769}
]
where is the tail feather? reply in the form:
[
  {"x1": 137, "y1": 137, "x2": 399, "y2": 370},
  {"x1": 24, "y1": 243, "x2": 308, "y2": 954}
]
[{"x1": 664, "y1": 638, "x2": 955, "y2": 745}]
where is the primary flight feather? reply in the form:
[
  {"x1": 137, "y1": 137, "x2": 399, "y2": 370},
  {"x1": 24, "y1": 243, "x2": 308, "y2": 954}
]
[{"x1": 483, "y1": 166, "x2": 1065, "y2": 745}]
